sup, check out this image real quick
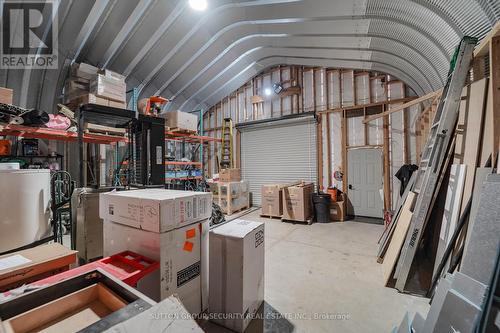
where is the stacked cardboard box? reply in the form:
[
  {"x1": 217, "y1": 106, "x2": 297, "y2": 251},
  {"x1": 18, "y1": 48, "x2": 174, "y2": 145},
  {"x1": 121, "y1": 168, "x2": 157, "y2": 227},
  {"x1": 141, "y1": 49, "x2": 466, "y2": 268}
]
[
  {"x1": 216, "y1": 180, "x2": 250, "y2": 215},
  {"x1": 219, "y1": 168, "x2": 241, "y2": 182},
  {"x1": 261, "y1": 184, "x2": 286, "y2": 218},
  {"x1": 165, "y1": 110, "x2": 198, "y2": 132},
  {"x1": 282, "y1": 183, "x2": 314, "y2": 223},
  {"x1": 210, "y1": 219, "x2": 265, "y2": 333},
  {"x1": 64, "y1": 62, "x2": 127, "y2": 109},
  {"x1": 100, "y1": 189, "x2": 212, "y2": 314},
  {"x1": 0, "y1": 87, "x2": 13, "y2": 104}
]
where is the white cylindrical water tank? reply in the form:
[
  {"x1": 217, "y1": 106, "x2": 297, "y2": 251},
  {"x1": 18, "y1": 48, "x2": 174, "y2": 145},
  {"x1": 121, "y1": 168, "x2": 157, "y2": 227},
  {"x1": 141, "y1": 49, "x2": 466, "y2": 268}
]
[{"x1": 0, "y1": 169, "x2": 51, "y2": 253}]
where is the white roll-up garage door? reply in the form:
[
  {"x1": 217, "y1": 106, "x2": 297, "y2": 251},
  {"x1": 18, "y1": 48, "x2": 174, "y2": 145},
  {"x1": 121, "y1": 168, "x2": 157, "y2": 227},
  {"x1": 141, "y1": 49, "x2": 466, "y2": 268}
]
[{"x1": 239, "y1": 115, "x2": 317, "y2": 206}]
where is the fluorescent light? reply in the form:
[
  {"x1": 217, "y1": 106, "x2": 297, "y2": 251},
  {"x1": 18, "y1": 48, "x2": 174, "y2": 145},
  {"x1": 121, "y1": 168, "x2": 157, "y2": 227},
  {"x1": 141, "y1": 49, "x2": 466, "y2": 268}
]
[
  {"x1": 189, "y1": 0, "x2": 207, "y2": 11},
  {"x1": 264, "y1": 88, "x2": 272, "y2": 96}
]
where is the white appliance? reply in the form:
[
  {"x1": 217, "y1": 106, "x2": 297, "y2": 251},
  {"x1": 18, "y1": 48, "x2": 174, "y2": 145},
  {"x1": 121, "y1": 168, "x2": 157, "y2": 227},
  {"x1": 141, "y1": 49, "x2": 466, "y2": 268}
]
[{"x1": 0, "y1": 169, "x2": 51, "y2": 253}]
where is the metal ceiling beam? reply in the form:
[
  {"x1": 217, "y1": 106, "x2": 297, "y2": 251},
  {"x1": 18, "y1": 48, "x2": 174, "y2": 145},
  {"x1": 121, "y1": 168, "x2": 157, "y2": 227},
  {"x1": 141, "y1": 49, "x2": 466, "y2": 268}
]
[
  {"x1": 100, "y1": 0, "x2": 156, "y2": 68},
  {"x1": 157, "y1": 36, "x2": 439, "y2": 102}
]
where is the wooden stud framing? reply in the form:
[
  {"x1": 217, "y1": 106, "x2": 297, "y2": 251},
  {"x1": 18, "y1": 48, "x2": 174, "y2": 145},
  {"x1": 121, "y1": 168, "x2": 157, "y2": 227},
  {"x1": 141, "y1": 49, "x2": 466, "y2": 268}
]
[
  {"x1": 326, "y1": 112, "x2": 332, "y2": 187},
  {"x1": 491, "y1": 35, "x2": 500, "y2": 162},
  {"x1": 317, "y1": 114, "x2": 323, "y2": 191}
]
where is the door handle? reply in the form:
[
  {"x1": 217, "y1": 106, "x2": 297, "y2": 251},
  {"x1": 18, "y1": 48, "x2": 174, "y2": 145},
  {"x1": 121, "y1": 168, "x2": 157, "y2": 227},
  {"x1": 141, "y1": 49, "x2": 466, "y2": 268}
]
[{"x1": 348, "y1": 184, "x2": 353, "y2": 190}]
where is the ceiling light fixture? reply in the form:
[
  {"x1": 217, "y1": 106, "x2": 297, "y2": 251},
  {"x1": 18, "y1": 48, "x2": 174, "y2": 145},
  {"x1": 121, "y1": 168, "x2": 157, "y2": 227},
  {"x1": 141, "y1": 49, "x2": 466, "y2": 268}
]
[
  {"x1": 189, "y1": 0, "x2": 207, "y2": 11},
  {"x1": 264, "y1": 88, "x2": 272, "y2": 96}
]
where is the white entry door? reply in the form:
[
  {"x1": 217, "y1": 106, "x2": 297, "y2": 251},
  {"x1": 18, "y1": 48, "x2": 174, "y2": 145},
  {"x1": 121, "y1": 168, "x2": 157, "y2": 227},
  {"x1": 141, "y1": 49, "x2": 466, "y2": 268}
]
[{"x1": 347, "y1": 148, "x2": 384, "y2": 218}]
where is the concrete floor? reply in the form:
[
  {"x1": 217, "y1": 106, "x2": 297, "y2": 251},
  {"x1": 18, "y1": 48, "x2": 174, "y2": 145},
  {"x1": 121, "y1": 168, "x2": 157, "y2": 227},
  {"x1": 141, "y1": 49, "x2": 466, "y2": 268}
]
[{"x1": 203, "y1": 210, "x2": 430, "y2": 333}]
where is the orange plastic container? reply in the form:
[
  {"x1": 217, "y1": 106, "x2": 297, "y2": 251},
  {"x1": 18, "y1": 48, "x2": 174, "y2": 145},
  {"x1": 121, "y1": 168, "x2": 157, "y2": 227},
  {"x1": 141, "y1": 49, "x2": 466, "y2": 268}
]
[
  {"x1": 0, "y1": 139, "x2": 11, "y2": 156},
  {"x1": 327, "y1": 187, "x2": 338, "y2": 202}
]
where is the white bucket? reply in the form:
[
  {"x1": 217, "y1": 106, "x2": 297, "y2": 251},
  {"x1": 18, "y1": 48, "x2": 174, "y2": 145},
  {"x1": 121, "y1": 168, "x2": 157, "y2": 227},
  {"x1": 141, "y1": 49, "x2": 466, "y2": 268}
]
[{"x1": 0, "y1": 162, "x2": 20, "y2": 170}]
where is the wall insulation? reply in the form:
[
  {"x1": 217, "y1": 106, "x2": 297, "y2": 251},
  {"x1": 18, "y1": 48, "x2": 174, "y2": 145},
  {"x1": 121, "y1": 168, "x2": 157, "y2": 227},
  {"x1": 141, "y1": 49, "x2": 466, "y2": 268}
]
[{"x1": 203, "y1": 65, "x2": 423, "y2": 212}]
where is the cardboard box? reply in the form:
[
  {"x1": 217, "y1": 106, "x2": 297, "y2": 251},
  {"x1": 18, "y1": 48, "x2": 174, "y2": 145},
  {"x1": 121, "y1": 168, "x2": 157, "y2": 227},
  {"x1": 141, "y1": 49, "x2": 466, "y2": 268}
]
[
  {"x1": 219, "y1": 180, "x2": 249, "y2": 197},
  {"x1": 0, "y1": 87, "x2": 13, "y2": 104},
  {"x1": 219, "y1": 168, "x2": 241, "y2": 182},
  {"x1": 0, "y1": 243, "x2": 77, "y2": 291},
  {"x1": 63, "y1": 77, "x2": 91, "y2": 104},
  {"x1": 261, "y1": 184, "x2": 284, "y2": 217},
  {"x1": 103, "y1": 219, "x2": 209, "y2": 314},
  {"x1": 70, "y1": 62, "x2": 99, "y2": 80},
  {"x1": 281, "y1": 183, "x2": 314, "y2": 222},
  {"x1": 108, "y1": 99, "x2": 127, "y2": 109},
  {"x1": 99, "y1": 189, "x2": 212, "y2": 233},
  {"x1": 219, "y1": 192, "x2": 250, "y2": 215},
  {"x1": 330, "y1": 193, "x2": 347, "y2": 221},
  {"x1": 210, "y1": 219, "x2": 265, "y2": 333},
  {"x1": 99, "y1": 68, "x2": 126, "y2": 83},
  {"x1": 165, "y1": 110, "x2": 198, "y2": 132},
  {"x1": 90, "y1": 74, "x2": 126, "y2": 102},
  {"x1": 65, "y1": 93, "x2": 109, "y2": 107}
]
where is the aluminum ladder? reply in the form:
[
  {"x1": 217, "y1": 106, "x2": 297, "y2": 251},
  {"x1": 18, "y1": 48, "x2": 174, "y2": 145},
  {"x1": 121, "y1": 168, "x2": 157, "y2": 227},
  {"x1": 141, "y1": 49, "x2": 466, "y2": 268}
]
[{"x1": 394, "y1": 36, "x2": 478, "y2": 291}]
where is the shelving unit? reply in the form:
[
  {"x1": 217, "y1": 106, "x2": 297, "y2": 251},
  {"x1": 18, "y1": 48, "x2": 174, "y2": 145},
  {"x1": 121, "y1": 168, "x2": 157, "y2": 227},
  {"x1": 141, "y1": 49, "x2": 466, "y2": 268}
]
[
  {"x1": 0, "y1": 123, "x2": 126, "y2": 144},
  {"x1": 164, "y1": 127, "x2": 222, "y2": 187}
]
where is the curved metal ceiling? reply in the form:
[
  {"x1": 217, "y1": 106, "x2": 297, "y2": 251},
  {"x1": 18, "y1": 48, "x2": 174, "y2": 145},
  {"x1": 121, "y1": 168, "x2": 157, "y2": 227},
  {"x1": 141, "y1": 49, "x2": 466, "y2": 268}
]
[{"x1": 0, "y1": 0, "x2": 498, "y2": 113}]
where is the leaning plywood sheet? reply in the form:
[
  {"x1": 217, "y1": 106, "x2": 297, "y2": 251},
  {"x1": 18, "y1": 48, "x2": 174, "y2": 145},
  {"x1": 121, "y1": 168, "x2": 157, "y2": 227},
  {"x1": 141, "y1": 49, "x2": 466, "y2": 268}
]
[
  {"x1": 461, "y1": 174, "x2": 500, "y2": 285},
  {"x1": 382, "y1": 192, "x2": 416, "y2": 285},
  {"x1": 432, "y1": 164, "x2": 467, "y2": 280},
  {"x1": 459, "y1": 78, "x2": 488, "y2": 215},
  {"x1": 480, "y1": 84, "x2": 493, "y2": 166}
]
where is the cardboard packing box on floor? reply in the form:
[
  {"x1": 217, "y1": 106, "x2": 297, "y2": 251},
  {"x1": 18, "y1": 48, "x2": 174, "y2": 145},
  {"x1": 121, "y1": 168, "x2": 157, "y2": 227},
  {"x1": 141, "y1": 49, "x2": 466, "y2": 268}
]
[
  {"x1": 0, "y1": 87, "x2": 13, "y2": 105},
  {"x1": 210, "y1": 219, "x2": 265, "y2": 333},
  {"x1": 165, "y1": 110, "x2": 198, "y2": 132},
  {"x1": 219, "y1": 168, "x2": 241, "y2": 182},
  {"x1": 103, "y1": 219, "x2": 209, "y2": 314},
  {"x1": 0, "y1": 243, "x2": 77, "y2": 291},
  {"x1": 261, "y1": 184, "x2": 285, "y2": 217},
  {"x1": 99, "y1": 189, "x2": 212, "y2": 233},
  {"x1": 282, "y1": 183, "x2": 314, "y2": 222}
]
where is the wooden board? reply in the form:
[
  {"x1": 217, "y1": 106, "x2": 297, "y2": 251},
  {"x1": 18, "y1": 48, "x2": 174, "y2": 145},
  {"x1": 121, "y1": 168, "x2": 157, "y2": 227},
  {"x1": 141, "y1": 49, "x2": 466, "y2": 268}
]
[
  {"x1": 480, "y1": 82, "x2": 494, "y2": 165},
  {"x1": 4, "y1": 283, "x2": 126, "y2": 333},
  {"x1": 382, "y1": 192, "x2": 416, "y2": 285},
  {"x1": 432, "y1": 164, "x2": 467, "y2": 280},
  {"x1": 459, "y1": 78, "x2": 488, "y2": 214}
]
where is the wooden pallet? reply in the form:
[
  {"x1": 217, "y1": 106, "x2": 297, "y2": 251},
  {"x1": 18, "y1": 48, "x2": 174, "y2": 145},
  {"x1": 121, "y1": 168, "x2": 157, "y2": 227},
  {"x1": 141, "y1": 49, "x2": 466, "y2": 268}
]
[
  {"x1": 260, "y1": 214, "x2": 282, "y2": 220},
  {"x1": 222, "y1": 204, "x2": 250, "y2": 216},
  {"x1": 85, "y1": 123, "x2": 126, "y2": 137},
  {"x1": 281, "y1": 218, "x2": 313, "y2": 225},
  {"x1": 168, "y1": 127, "x2": 197, "y2": 134}
]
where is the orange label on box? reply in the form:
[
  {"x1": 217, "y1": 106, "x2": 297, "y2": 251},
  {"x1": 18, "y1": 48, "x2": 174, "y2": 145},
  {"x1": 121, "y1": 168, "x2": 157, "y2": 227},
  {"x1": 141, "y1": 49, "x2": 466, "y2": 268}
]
[
  {"x1": 183, "y1": 241, "x2": 194, "y2": 252},
  {"x1": 186, "y1": 228, "x2": 196, "y2": 239}
]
